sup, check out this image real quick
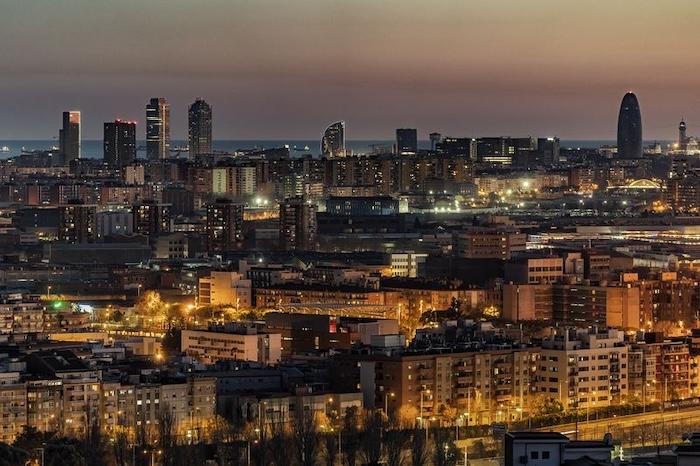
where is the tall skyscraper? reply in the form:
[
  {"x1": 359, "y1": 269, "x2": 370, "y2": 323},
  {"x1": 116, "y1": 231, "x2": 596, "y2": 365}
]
[
  {"x1": 279, "y1": 198, "x2": 317, "y2": 251},
  {"x1": 188, "y1": 98, "x2": 213, "y2": 157},
  {"x1": 103, "y1": 120, "x2": 136, "y2": 168},
  {"x1": 146, "y1": 97, "x2": 170, "y2": 160},
  {"x1": 321, "y1": 121, "x2": 345, "y2": 157},
  {"x1": 396, "y1": 128, "x2": 418, "y2": 155},
  {"x1": 616, "y1": 92, "x2": 642, "y2": 159},
  {"x1": 679, "y1": 119, "x2": 687, "y2": 145},
  {"x1": 429, "y1": 132, "x2": 442, "y2": 151},
  {"x1": 206, "y1": 198, "x2": 244, "y2": 253},
  {"x1": 59, "y1": 111, "x2": 81, "y2": 161}
]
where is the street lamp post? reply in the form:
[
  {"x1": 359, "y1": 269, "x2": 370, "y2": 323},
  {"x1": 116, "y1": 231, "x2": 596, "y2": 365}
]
[{"x1": 384, "y1": 392, "x2": 395, "y2": 416}]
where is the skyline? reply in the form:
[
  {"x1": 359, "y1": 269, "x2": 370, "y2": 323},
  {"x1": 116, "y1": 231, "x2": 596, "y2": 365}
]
[{"x1": 1, "y1": 0, "x2": 700, "y2": 140}]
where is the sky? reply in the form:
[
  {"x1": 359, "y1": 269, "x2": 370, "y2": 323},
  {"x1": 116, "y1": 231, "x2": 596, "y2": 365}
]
[{"x1": 1, "y1": 0, "x2": 700, "y2": 140}]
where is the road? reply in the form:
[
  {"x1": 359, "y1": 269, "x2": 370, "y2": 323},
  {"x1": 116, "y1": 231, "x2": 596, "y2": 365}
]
[{"x1": 535, "y1": 405, "x2": 700, "y2": 440}]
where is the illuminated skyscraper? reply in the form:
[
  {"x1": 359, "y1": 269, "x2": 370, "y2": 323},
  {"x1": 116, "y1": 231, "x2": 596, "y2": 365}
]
[
  {"x1": 188, "y1": 98, "x2": 212, "y2": 157},
  {"x1": 59, "y1": 111, "x2": 81, "y2": 161},
  {"x1": 396, "y1": 128, "x2": 418, "y2": 155},
  {"x1": 616, "y1": 92, "x2": 642, "y2": 159},
  {"x1": 146, "y1": 97, "x2": 170, "y2": 160},
  {"x1": 103, "y1": 120, "x2": 136, "y2": 168},
  {"x1": 321, "y1": 121, "x2": 345, "y2": 157}
]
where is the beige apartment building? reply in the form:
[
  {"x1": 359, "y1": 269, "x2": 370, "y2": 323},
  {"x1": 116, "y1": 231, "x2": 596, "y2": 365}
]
[
  {"x1": 535, "y1": 328, "x2": 629, "y2": 411},
  {"x1": 182, "y1": 327, "x2": 282, "y2": 365},
  {"x1": 334, "y1": 347, "x2": 537, "y2": 426},
  {"x1": 198, "y1": 271, "x2": 252, "y2": 308}
]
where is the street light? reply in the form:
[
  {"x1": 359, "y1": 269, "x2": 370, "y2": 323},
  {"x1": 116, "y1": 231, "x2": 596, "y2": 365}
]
[{"x1": 384, "y1": 392, "x2": 395, "y2": 416}]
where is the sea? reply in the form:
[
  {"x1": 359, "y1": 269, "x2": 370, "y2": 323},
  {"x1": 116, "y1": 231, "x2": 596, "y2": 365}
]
[{"x1": 0, "y1": 139, "x2": 622, "y2": 160}]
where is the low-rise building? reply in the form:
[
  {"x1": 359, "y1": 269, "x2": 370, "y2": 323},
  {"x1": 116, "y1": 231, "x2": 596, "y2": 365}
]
[{"x1": 181, "y1": 326, "x2": 282, "y2": 365}]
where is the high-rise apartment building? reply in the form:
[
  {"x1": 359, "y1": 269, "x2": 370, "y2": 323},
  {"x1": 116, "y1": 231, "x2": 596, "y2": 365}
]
[
  {"x1": 58, "y1": 200, "x2": 96, "y2": 243},
  {"x1": 103, "y1": 120, "x2": 136, "y2": 168},
  {"x1": 132, "y1": 200, "x2": 171, "y2": 236},
  {"x1": 146, "y1": 97, "x2": 170, "y2": 160},
  {"x1": 396, "y1": 128, "x2": 418, "y2": 155},
  {"x1": 59, "y1": 111, "x2": 81, "y2": 161},
  {"x1": 188, "y1": 98, "x2": 212, "y2": 157},
  {"x1": 536, "y1": 328, "x2": 629, "y2": 411},
  {"x1": 279, "y1": 197, "x2": 317, "y2": 251},
  {"x1": 206, "y1": 198, "x2": 244, "y2": 253}
]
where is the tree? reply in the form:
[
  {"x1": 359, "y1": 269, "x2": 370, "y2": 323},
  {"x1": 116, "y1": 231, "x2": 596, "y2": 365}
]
[
  {"x1": 0, "y1": 442, "x2": 29, "y2": 466},
  {"x1": 470, "y1": 439, "x2": 489, "y2": 458},
  {"x1": 267, "y1": 421, "x2": 289, "y2": 466},
  {"x1": 531, "y1": 394, "x2": 564, "y2": 416},
  {"x1": 358, "y1": 410, "x2": 384, "y2": 466},
  {"x1": 292, "y1": 409, "x2": 319, "y2": 466},
  {"x1": 432, "y1": 428, "x2": 457, "y2": 466},
  {"x1": 80, "y1": 401, "x2": 109, "y2": 466},
  {"x1": 342, "y1": 406, "x2": 361, "y2": 466},
  {"x1": 384, "y1": 428, "x2": 406, "y2": 466},
  {"x1": 45, "y1": 440, "x2": 86, "y2": 466},
  {"x1": 158, "y1": 406, "x2": 177, "y2": 466},
  {"x1": 13, "y1": 426, "x2": 50, "y2": 453},
  {"x1": 320, "y1": 431, "x2": 340, "y2": 466},
  {"x1": 113, "y1": 430, "x2": 131, "y2": 466},
  {"x1": 397, "y1": 404, "x2": 419, "y2": 430},
  {"x1": 162, "y1": 327, "x2": 182, "y2": 356},
  {"x1": 410, "y1": 428, "x2": 430, "y2": 466},
  {"x1": 111, "y1": 309, "x2": 124, "y2": 323}
]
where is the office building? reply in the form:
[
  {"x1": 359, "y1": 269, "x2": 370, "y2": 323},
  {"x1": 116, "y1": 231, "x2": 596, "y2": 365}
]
[
  {"x1": 188, "y1": 98, "x2": 212, "y2": 157},
  {"x1": 103, "y1": 120, "x2": 136, "y2": 168},
  {"x1": 206, "y1": 198, "x2": 244, "y2": 253},
  {"x1": 321, "y1": 121, "x2": 345, "y2": 157},
  {"x1": 617, "y1": 92, "x2": 642, "y2": 159},
  {"x1": 279, "y1": 197, "x2": 317, "y2": 251},
  {"x1": 59, "y1": 111, "x2": 81, "y2": 161},
  {"x1": 396, "y1": 128, "x2": 418, "y2": 155},
  {"x1": 146, "y1": 97, "x2": 170, "y2": 160}
]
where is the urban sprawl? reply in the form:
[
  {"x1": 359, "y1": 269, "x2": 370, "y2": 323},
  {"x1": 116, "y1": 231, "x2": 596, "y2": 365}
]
[{"x1": 2, "y1": 93, "x2": 700, "y2": 465}]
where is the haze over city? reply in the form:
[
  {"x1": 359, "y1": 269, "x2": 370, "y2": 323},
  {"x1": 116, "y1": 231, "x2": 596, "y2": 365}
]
[{"x1": 2, "y1": 0, "x2": 700, "y2": 140}]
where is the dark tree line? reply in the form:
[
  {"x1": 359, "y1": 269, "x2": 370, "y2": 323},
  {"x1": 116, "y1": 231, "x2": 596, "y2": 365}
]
[{"x1": 5, "y1": 406, "x2": 473, "y2": 466}]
